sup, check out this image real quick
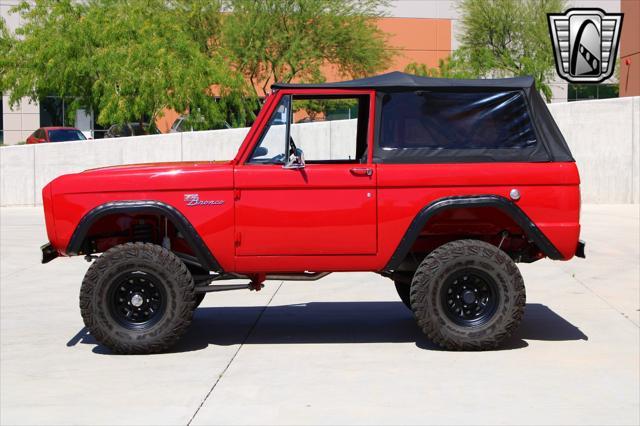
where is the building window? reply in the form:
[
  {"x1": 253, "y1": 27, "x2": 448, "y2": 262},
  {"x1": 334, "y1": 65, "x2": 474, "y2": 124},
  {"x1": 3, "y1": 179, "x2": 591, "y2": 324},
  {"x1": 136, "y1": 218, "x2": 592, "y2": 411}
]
[
  {"x1": 568, "y1": 84, "x2": 619, "y2": 102},
  {"x1": 40, "y1": 96, "x2": 71, "y2": 127},
  {"x1": 0, "y1": 98, "x2": 3, "y2": 145}
]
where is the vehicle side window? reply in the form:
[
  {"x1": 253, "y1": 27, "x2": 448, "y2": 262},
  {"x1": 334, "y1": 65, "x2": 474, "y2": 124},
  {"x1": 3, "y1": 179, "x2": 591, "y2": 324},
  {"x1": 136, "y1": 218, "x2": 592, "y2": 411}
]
[
  {"x1": 248, "y1": 96, "x2": 291, "y2": 164},
  {"x1": 377, "y1": 90, "x2": 539, "y2": 163},
  {"x1": 248, "y1": 95, "x2": 369, "y2": 164}
]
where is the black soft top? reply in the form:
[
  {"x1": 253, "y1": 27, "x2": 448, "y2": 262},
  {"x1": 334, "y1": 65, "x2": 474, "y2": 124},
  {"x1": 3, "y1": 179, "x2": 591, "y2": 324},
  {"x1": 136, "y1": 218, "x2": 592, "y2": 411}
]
[
  {"x1": 272, "y1": 71, "x2": 535, "y2": 90},
  {"x1": 272, "y1": 72, "x2": 574, "y2": 163}
]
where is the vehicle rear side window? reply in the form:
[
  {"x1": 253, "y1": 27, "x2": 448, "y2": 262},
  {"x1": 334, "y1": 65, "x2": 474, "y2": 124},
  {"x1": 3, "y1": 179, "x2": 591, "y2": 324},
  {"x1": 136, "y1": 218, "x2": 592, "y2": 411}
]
[{"x1": 377, "y1": 90, "x2": 540, "y2": 163}]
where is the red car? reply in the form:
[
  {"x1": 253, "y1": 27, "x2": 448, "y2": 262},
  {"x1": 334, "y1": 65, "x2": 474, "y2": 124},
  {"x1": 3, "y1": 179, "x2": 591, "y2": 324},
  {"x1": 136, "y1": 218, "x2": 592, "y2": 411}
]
[
  {"x1": 26, "y1": 127, "x2": 87, "y2": 144},
  {"x1": 40, "y1": 72, "x2": 584, "y2": 354}
]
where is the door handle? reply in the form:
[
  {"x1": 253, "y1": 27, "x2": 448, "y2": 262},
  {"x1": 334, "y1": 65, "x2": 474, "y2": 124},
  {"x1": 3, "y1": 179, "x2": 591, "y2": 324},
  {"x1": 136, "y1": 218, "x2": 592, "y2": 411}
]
[{"x1": 350, "y1": 167, "x2": 373, "y2": 177}]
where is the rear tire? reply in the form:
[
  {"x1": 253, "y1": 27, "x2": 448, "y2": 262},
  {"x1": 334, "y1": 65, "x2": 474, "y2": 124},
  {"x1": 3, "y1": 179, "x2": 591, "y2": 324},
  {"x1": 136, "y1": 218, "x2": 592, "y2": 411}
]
[
  {"x1": 410, "y1": 239, "x2": 526, "y2": 350},
  {"x1": 79, "y1": 242, "x2": 197, "y2": 354}
]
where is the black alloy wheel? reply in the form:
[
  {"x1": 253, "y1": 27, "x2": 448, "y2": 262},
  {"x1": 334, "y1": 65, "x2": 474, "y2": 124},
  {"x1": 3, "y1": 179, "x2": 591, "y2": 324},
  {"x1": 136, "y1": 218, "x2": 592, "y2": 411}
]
[
  {"x1": 108, "y1": 271, "x2": 166, "y2": 329},
  {"x1": 440, "y1": 269, "x2": 498, "y2": 327}
]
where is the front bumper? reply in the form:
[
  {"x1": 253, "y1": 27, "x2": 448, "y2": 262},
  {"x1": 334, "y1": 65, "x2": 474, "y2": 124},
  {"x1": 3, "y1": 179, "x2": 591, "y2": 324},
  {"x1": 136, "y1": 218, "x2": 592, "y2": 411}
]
[
  {"x1": 41, "y1": 243, "x2": 58, "y2": 264},
  {"x1": 576, "y1": 240, "x2": 586, "y2": 258}
]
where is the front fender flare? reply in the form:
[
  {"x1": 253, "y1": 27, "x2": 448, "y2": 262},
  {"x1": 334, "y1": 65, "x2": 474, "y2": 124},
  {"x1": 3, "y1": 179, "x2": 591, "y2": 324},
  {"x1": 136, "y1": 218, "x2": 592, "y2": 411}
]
[
  {"x1": 66, "y1": 200, "x2": 222, "y2": 272},
  {"x1": 383, "y1": 195, "x2": 563, "y2": 272}
]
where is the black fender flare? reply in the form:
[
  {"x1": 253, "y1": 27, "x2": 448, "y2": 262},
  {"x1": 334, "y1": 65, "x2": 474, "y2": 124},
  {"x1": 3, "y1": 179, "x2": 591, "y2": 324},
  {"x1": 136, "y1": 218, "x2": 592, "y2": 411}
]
[
  {"x1": 66, "y1": 200, "x2": 222, "y2": 272},
  {"x1": 383, "y1": 195, "x2": 563, "y2": 272}
]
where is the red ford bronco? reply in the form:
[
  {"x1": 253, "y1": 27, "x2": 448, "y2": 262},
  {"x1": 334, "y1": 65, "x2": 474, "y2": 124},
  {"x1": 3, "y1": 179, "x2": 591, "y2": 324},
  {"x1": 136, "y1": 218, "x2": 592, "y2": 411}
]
[{"x1": 41, "y1": 72, "x2": 585, "y2": 354}]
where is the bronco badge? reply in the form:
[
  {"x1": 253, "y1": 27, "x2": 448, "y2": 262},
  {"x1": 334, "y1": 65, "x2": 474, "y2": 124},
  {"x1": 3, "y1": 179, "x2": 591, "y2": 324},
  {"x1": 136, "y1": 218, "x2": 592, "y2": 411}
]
[{"x1": 184, "y1": 194, "x2": 224, "y2": 206}]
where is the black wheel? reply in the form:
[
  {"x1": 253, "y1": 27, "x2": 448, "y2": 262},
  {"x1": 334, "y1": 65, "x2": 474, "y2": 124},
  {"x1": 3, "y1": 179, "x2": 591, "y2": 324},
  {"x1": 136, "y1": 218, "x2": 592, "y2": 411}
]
[
  {"x1": 79, "y1": 242, "x2": 197, "y2": 354},
  {"x1": 410, "y1": 239, "x2": 525, "y2": 350},
  {"x1": 394, "y1": 279, "x2": 411, "y2": 310}
]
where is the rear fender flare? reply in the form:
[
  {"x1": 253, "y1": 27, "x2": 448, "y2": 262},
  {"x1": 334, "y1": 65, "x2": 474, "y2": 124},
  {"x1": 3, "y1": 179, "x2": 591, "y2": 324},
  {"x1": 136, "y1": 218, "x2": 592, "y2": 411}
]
[
  {"x1": 66, "y1": 200, "x2": 222, "y2": 272},
  {"x1": 383, "y1": 195, "x2": 563, "y2": 272}
]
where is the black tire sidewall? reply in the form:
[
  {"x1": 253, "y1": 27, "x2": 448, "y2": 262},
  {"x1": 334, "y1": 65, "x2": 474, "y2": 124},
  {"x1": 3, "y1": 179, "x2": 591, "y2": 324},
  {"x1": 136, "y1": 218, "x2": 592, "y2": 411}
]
[
  {"x1": 411, "y1": 240, "x2": 525, "y2": 350},
  {"x1": 95, "y1": 261, "x2": 181, "y2": 340},
  {"x1": 80, "y1": 243, "x2": 195, "y2": 354}
]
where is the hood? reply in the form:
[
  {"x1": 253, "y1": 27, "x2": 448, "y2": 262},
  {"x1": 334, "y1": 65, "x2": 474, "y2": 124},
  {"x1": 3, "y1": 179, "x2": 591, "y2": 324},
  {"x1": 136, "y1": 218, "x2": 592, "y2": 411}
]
[
  {"x1": 50, "y1": 161, "x2": 234, "y2": 195},
  {"x1": 82, "y1": 160, "x2": 231, "y2": 174}
]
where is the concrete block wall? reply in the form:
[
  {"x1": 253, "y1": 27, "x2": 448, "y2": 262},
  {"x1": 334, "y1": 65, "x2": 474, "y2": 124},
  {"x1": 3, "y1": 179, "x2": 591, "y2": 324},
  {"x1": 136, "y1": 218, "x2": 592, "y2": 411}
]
[
  {"x1": 548, "y1": 96, "x2": 639, "y2": 204},
  {"x1": 1, "y1": 96, "x2": 40, "y2": 146},
  {"x1": 0, "y1": 97, "x2": 638, "y2": 206}
]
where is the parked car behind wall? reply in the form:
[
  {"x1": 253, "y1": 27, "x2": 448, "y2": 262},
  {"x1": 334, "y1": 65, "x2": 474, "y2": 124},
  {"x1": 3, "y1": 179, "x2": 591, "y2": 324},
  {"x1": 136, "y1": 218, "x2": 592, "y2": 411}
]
[
  {"x1": 104, "y1": 123, "x2": 159, "y2": 138},
  {"x1": 26, "y1": 127, "x2": 87, "y2": 144}
]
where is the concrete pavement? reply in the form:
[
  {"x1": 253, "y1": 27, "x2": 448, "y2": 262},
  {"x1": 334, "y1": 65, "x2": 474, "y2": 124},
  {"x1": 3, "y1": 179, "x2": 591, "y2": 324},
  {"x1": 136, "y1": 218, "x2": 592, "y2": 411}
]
[{"x1": 1, "y1": 205, "x2": 638, "y2": 425}]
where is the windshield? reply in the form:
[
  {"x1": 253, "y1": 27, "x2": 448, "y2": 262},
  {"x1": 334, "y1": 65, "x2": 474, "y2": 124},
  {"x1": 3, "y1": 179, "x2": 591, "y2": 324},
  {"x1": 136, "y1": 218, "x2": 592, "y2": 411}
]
[{"x1": 48, "y1": 129, "x2": 86, "y2": 142}]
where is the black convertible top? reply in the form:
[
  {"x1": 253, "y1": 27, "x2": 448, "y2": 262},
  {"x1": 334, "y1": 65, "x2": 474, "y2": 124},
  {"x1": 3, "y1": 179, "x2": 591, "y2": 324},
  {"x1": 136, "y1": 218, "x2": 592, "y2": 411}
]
[
  {"x1": 272, "y1": 72, "x2": 574, "y2": 163},
  {"x1": 272, "y1": 71, "x2": 535, "y2": 90}
]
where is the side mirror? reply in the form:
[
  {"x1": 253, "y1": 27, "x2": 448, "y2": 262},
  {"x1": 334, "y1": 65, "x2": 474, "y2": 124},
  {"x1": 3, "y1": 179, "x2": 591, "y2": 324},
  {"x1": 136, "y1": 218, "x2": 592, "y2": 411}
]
[
  {"x1": 254, "y1": 146, "x2": 268, "y2": 157},
  {"x1": 283, "y1": 148, "x2": 305, "y2": 169}
]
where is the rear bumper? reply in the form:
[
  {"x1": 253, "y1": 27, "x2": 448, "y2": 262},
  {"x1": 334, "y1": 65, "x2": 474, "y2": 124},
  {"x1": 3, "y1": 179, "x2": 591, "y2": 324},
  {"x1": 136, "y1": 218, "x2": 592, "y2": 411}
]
[
  {"x1": 41, "y1": 243, "x2": 58, "y2": 264},
  {"x1": 576, "y1": 240, "x2": 586, "y2": 258}
]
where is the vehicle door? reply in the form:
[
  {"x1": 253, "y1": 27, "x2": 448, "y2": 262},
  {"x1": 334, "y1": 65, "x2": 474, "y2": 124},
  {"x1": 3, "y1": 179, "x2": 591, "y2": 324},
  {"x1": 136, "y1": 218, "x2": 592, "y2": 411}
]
[{"x1": 234, "y1": 90, "x2": 377, "y2": 256}]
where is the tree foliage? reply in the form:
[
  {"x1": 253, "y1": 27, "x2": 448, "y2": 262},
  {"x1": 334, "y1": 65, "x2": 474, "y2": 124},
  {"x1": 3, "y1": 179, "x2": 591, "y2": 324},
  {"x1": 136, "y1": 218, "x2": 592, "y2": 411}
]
[
  {"x1": 406, "y1": 0, "x2": 565, "y2": 101},
  {"x1": 1, "y1": 0, "x2": 391, "y2": 130},
  {"x1": 1, "y1": 0, "x2": 248, "y2": 129},
  {"x1": 221, "y1": 0, "x2": 391, "y2": 98},
  {"x1": 0, "y1": 17, "x2": 13, "y2": 83}
]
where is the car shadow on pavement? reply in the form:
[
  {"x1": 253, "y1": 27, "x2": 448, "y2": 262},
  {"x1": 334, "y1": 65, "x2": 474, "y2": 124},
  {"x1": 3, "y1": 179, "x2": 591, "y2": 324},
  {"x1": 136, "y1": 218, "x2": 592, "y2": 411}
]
[{"x1": 67, "y1": 302, "x2": 588, "y2": 355}]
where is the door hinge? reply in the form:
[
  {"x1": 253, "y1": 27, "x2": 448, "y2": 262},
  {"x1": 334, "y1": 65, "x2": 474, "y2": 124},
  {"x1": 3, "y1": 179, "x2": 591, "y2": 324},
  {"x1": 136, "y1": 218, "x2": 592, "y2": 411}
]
[
  {"x1": 234, "y1": 189, "x2": 241, "y2": 201},
  {"x1": 235, "y1": 231, "x2": 242, "y2": 247}
]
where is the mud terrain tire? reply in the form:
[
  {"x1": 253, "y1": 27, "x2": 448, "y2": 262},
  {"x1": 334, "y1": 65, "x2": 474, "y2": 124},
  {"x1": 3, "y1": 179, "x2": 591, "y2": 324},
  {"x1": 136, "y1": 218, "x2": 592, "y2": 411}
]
[
  {"x1": 410, "y1": 239, "x2": 526, "y2": 350},
  {"x1": 79, "y1": 242, "x2": 196, "y2": 354}
]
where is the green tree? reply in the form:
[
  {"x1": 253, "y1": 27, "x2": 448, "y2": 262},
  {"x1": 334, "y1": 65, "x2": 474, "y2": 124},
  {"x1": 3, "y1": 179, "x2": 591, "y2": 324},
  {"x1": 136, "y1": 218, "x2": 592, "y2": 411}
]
[
  {"x1": 0, "y1": 18, "x2": 13, "y2": 89},
  {"x1": 2, "y1": 0, "x2": 241, "y2": 130},
  {"x1": 222, "y1": 0, "x2": 392, "y2": 98},
  {"x1": 2, "y1": 0, "x2": 392, "y2": 130},
  {"x1": 406, "y1": 0, "x2": 565, "y2": 101}
]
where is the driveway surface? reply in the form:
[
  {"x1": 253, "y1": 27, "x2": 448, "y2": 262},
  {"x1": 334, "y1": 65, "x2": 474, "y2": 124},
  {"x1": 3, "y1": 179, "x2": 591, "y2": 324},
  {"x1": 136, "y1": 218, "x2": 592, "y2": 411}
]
[{"x1": 1, "y1": 205, "x2": 638, "y2": 425}]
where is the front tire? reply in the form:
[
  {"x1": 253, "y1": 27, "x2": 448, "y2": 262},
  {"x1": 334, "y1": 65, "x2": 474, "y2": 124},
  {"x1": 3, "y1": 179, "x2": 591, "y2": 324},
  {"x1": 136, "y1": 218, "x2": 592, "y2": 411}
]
[
  {"x1": 410, "y1": 239, "x2": 526, "y2": 350},
  {"x1": 79, "y1": 242, "x2": 197, "y2": 354}
]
